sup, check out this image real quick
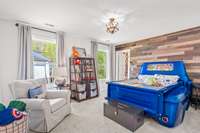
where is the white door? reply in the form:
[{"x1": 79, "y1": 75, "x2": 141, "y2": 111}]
[{"x1": 116, "y1": 49, "x2": 130, "y2": 80}]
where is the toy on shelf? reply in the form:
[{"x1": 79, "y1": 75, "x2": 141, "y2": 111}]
[
  {"x1": 74, "y1": 59, "x2": 81, "y2": 65},
  {"x1": 72, "y1": 47, "x2": 80, "y2": 58},
  {"x1": 71, "y1": 47, "x2": 82, "y2": 65},
  {"x1": 72, "y1": 47, "x2": 86, "y2": 57}
]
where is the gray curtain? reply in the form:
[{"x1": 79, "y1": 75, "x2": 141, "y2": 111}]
[
  {"x1": 91, "y1": 41, "x2": 98, "y2": 77},
  {"x1": 91, "y1": 41, "x2": 99, "y2": 87},
  {"x1": 91, "y1": 41, "x2": 98, "y2": 59},
  {"x1": 91, "y1": 41, "x2": 98, "y2": 74},
  {"x1": 17, "y1": 24, "x2": 33, "y2": 80},
  {"x1": 57, "y1": 32, "x2": 65, "y2": 67}
]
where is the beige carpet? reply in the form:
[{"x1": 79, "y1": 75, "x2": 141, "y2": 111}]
[{"x1": 30, "y1": 90, "x2": 200, "y2": 133}]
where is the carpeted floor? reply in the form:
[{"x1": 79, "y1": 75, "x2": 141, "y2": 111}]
[{"x1": 30, "y1": 90, "x2": 200, "y2": 133}]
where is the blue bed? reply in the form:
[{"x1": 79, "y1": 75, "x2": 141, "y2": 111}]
[{"x1": 106, "y1": 61, "x2": 192, "y2": 127}]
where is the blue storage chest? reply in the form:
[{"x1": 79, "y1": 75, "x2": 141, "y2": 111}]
[{"x1": 106, "y1": 61, "x2": 192, "y2": 127}]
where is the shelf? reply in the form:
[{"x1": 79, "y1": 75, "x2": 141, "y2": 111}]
[
  {"x1": 70, "y1": 71, "x2": 95, "y2": 73},
  {"x1": 71, "y1": 80, "x2": 87, "y2": 83},
  {"x1": 69, "y1": 57, "x2": 99, "y2": 102},
  {"x1": 89, "y1": 95, "x2": 98, "y2": 99},
  {"x1": 71, "y1": 95, "x2": 99, "y2": 102},
  {"x1": 71, "y1": 89, "x2": 86, "y2": 93}
]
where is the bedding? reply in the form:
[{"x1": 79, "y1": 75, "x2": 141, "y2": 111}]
[{"x1": 138, "y1": 74, "x2": 179, "y2": 87}]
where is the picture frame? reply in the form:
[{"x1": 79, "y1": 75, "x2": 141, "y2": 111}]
[{"x1": 72, "y1": 46, "x2": 86, "y2": 57}]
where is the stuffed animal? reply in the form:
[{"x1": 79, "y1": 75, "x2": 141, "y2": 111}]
[
  {"x1": 72, "y1": 47, "x2": 80, "y2": 58},
  {"x1": 0, "y1": 108, "x2": 24, "y2": 126},
  {"x1": 0, "y1": 101, "x2": 26, "y2": 126},
  {"x1": 8, "y1": 100, "x2": 26, "y2": 112},
  {"x1": 74, "y1": 59, "x2": 81, "y2": 65},
  {"x1": 0, "y1": 103, "x2": 5, "y2": 112}
]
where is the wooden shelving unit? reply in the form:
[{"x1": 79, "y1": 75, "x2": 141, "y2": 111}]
[{"x1": 69, "y1": 57, "x2": 99, "y2": 102}]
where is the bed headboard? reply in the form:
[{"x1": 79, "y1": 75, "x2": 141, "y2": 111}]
[{"x1": 139, "y1": 61, "x2": 190, "y2": 81}]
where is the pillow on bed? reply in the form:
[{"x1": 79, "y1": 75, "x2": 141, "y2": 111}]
[
  {"x1": 138, "y1": 75, "x2": 157, "y2": 86},
  {"x1": 138, "y1": 74, "x2": 179, "y2": 87},
  {"x1": 138, "y1": 75, "x2": 154, "y2": 82},
  {"x1": 154, "y1": 74, "x2": 179, "y2": 86}
]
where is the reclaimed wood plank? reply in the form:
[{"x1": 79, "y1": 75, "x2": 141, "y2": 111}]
[
  {"x1": 116, "y1": 26, "x2": 200, "y2": 82},
  {"x1": 143, "y1": 47, "x2": 194, "y2": 54},
  {"x1": 158, "y1": 39, "x2": 200, "y2": 49}
]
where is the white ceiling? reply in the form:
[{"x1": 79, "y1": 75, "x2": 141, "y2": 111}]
[{"x1": 0, "y1": 0, "x2": 200, "y2": 44}]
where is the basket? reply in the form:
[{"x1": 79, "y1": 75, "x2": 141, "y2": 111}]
[{"x1": 0, "y1": 114, "x2": 28, "y2": 133}]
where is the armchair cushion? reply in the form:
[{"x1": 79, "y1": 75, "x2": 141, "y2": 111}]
[
  {"x1": 46, "y1": 90, "x2": 71, "y2": 104},
  {"x1": 19, "y1": 98, "x2": 50, "y2": 111},
  {"x1": 49, "y1": 98, "x2": 66, "y2": 113}
]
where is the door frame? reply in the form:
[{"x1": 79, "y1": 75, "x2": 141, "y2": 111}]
[{"x1": 115, "y1": 49, "x2": 130, "y2": 80}]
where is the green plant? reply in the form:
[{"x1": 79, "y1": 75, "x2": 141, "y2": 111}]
[
  {"x1": 97, "y1": 51, "x2": 107, "y2": 79},
  {"x1": 32, "y1": 40, "x2": 56, "y2": 62}
]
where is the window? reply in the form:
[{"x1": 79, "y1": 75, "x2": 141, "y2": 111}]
[
  {"x1": 97, "y1": 51, "x2": 107, "y2": 79},
  {"x1": 32, "y1": 29, "x2": 57, "y2": 80},
  {"x1": 96, "y1": 44, "x2": 110, "y2": 80}
]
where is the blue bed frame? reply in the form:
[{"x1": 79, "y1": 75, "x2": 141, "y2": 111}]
[{"x1": 106, "y1": 61, "x2": 192, "y2": 127}]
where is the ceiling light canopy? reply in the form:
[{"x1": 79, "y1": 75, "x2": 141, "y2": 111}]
[
  {"x1": 106, "y1": 18, "x2": 119, "y2": 34},
  {"x1": 44, "y1": 23, "x2": 54, "y2": 27}
]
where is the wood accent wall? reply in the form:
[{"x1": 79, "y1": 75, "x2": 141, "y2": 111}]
[{"x1": 116, "y1": 27, "x2": 200, "y2": 83}]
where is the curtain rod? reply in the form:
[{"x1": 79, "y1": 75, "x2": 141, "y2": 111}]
[{"x1": 15, "y1": 23, "x2": 57, "y2": 34}]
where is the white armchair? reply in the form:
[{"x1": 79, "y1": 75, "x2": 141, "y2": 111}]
[{"x1": 9, "y1": 79, "x2": 71, "y2": 133}]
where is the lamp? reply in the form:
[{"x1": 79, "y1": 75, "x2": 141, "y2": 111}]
[{"x1": 106, "y1": 18, "x2": 119, "y2": 34}]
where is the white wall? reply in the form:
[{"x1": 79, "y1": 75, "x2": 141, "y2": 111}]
[
  {"x1": 0, "y1": 19, "x2": 18, "y2": 104},
  {"x1": 64, "y1": 34, "x2": 91, "y2": 58}
]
